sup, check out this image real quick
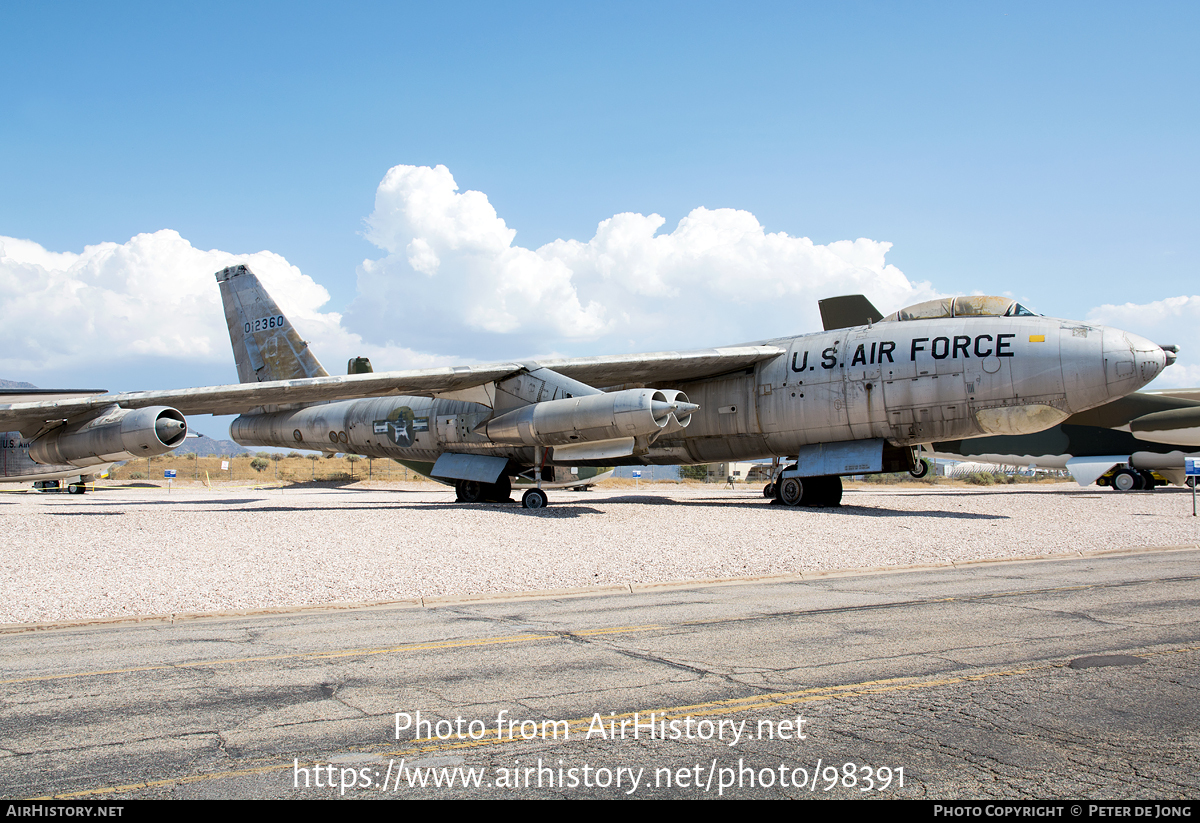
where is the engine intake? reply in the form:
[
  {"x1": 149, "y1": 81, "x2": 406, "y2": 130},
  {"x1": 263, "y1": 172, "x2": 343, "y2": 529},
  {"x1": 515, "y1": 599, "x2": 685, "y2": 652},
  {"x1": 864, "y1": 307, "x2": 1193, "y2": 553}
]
[{"x1": 29, "y1": 406, "x2": 188, "y2": 467}]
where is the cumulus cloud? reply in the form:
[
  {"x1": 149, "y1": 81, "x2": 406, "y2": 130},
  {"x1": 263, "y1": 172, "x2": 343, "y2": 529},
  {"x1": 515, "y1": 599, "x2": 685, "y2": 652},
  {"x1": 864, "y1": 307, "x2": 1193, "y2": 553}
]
[
  {"x1": 0, "y1": 230, "x2": 439, "y2": 383},
  {"x1": 348, "y1": 164, "x2": 939, "y2": 357},
  {"x1": 1088, "y1": 296, "x2": 1200, "y2": 388},
  {"x1": 1, "y1": 164, "x2": 948, "y2": 390}
]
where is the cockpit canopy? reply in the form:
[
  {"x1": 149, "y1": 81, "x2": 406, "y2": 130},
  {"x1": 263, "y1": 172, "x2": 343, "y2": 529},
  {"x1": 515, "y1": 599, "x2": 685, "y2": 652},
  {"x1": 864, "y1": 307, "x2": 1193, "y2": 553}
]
[{"x1": 882, "y1": 296, "x2": 1040, "y2": 322}]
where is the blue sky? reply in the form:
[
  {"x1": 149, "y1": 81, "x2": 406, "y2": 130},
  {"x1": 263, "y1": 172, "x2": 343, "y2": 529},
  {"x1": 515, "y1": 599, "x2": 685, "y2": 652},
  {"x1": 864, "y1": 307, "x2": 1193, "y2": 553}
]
[{"x1": 3, "y1": 1, "x2": 1198, "y2": 415}]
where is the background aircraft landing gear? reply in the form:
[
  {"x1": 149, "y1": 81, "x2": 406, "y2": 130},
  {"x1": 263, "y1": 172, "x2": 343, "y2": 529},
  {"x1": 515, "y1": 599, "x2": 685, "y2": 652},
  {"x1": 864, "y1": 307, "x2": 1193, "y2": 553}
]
[
  {"x1": 521, "y1": 489, "x2": 548, "y2": 509},
  {"x1": 909, "y1": 458, "x2": 930, "y2": 479},
  {"x1": 33, "y1": 480, "x2": 61, "y2": 493},
  {"x1": 1111, "y1": 468, "x2": 1143, "y2": 491},
  {"x1": 67, "y1": 483, "x2": 86, "y2": 495}
]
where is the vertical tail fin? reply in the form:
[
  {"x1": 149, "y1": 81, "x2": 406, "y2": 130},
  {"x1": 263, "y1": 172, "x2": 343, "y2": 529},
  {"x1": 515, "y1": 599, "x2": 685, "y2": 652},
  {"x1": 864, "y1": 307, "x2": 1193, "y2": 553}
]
[{"x1": 215, "y1": 265, "x2": 329, "y2": 383}]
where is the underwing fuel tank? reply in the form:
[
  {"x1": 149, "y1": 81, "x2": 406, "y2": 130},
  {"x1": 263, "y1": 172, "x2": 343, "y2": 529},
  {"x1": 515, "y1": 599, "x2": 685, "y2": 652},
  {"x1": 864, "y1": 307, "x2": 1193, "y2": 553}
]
[{"x1": 29, "y1": 406, "x2": 188, "y2": 467}]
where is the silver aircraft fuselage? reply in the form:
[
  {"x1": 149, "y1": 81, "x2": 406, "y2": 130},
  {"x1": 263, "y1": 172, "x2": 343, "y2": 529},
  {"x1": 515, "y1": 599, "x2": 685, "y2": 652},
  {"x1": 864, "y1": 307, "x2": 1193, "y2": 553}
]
[
  {"x1": 230, "y1": 313, "x2": 1167, "y2": 468},
  {"x1": 0, "y1": 432, "x2": 111, "y2": 483}
]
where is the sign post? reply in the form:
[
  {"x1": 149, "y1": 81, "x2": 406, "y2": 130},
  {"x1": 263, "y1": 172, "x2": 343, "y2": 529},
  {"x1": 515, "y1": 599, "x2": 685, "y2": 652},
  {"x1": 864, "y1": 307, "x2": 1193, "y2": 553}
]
[
  {"x1": 1186, "y1": 457, "x2": 1199, "y2": 517},
  {"x1": 164, "y1": 468, "x2": 176, "y2": 493}
]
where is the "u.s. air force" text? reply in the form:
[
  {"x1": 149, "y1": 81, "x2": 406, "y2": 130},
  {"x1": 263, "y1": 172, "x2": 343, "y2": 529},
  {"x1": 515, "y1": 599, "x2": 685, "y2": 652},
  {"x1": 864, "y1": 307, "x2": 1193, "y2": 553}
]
[{"x1": 792, "y1": 334, "x2": 1017, "y2": 373}]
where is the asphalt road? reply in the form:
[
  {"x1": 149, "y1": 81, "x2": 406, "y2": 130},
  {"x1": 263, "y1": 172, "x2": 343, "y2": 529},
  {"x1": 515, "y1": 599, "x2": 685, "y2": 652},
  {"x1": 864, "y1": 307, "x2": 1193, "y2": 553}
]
[{"x1": 2, "y1": 548, "x2": 1198, "y2": 799}]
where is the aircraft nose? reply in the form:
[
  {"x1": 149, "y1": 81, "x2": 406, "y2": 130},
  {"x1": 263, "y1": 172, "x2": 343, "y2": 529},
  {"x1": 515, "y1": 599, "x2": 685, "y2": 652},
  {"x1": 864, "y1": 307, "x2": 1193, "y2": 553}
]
[{"x1": 1104, "y1": 328, "x2": 1169, "y2": 392}]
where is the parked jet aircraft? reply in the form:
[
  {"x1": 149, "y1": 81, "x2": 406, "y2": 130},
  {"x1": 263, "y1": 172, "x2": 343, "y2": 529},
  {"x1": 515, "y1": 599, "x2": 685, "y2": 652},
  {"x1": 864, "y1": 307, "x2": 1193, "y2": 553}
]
[
  {"x1": 0, "y1": 268, "x2": 1173, "y2": 507},
  {"x1": 931, "y1": 388, "x2": 1200, "y2": 491}
]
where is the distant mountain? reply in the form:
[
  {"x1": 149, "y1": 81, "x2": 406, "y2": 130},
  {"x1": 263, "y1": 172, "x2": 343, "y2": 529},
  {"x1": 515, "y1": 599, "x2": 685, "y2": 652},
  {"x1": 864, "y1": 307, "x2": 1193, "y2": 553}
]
[
  {"x1": 0, "y1": 379, "x2": 38, "y2": 389},
  {"x1": 169, "y1": 433, "x2": 251, "y2": 457}
]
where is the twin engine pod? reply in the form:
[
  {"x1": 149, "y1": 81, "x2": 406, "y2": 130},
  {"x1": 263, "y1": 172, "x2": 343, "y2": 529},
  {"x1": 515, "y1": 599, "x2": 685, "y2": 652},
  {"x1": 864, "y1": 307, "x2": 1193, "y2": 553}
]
[
  {"x1": 29, "y1": 405, "x2": 188, "y2": 467},
  {"x1": 484, "y1": 388, "x2": 699, "y2": 448}
]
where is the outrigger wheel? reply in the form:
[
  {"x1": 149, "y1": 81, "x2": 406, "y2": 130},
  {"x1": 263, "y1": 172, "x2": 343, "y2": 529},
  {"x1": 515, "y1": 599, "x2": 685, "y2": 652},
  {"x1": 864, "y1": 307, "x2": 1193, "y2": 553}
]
[{"x1": 521, "y1": 489, "x2": 548, "y2": 509}]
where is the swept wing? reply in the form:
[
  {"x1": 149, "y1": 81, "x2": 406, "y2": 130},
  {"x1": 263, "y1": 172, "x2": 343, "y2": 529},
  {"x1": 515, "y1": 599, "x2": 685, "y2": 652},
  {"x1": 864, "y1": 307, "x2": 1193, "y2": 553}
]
[{"x1": 0, "y1": 347, "x2": 782, "y2": 436}]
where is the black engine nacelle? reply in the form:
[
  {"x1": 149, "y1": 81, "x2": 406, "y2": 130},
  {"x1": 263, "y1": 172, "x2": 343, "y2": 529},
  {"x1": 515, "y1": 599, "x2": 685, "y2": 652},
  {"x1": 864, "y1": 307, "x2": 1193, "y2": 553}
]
[{"x1": 29, "y1": 406, "x2": 188, "y2": 467}]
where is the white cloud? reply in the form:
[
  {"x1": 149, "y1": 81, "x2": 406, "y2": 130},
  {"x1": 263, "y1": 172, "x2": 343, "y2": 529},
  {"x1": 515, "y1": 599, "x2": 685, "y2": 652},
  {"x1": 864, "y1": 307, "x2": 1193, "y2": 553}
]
[
  {"x1": 0, "y1": 230, "x2": 440, "y2": 382},
  {"x1": 348, "y1": 164, "x2": 939, "y2": 357},
  {"x1": 1088, "y1": 296, "x2": 1200, "y2": 389},
  {"x1": 1, "y1": 164, "x2": 952, "y2": 389}
]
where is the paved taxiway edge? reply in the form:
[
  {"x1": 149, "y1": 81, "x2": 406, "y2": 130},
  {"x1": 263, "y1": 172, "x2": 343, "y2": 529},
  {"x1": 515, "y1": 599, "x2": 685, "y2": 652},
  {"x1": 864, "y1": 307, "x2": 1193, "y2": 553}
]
[{"x1": 4, "y1": 543, "x2": 1196, "y2": 636}]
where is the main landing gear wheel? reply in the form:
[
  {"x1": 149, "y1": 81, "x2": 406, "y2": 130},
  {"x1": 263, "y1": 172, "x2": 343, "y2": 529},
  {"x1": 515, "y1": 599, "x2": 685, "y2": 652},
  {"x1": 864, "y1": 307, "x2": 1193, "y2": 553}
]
[
  {"x1": 811, "y1": 475, "x2": 843, "y2": 507},
  {"x1": 775, "y1": 475, "x2": 842, "y2": 507},
  {"x1": 909, "y1": 459, "x2": 930, "y2": 479},
  {"x1": 763, "y1": 482, "x2": 775, "y2": 498},
  {"x1": 521, "y1": 489, "x2": 549, "y2": 509},
  {"x1": 486, "y1": 475, "x2": 512, "y2": 503},
  {"x1": 67, "y1": 483, "x2": 86, "y2": 495},
  {"x1": 456, "y1": 477, "x2": 513, "y2": 503},
  {"x1": 455, "y1": 479, "x2": 484, "y2": 503},
  {"x1": 778, "y1": 477, "x2": 804, "y2": 506},
  {"x1": 1111, "y1": 468, "x2": 1142, "y2": 492}
]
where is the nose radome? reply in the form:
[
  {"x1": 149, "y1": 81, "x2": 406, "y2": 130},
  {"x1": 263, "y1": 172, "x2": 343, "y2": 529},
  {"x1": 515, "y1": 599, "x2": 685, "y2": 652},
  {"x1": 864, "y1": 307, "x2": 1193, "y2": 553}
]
[
  {"x1": 1104, "y1": 328, "x2": 1169, "y2": 391},
  {"x1": 1128, "y1": 331, "x2": 1168, "y2": 386}
]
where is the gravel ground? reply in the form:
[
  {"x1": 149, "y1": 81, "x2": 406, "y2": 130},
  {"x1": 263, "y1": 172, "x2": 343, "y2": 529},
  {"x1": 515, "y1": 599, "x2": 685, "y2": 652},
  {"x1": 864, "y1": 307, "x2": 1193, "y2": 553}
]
[{"x1": 2, "y1": 481, "x2": 1198, "y2": 625}]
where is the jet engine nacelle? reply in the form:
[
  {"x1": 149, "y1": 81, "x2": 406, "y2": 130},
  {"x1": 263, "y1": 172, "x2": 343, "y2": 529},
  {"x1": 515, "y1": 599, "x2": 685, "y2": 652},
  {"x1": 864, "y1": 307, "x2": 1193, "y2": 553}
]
[
  {"x1": 29, "y1": 406, "x2": 188, "y2": 467},
  {"x1": 485, "y1": 389, "x2": 698, "y2": 448}
]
